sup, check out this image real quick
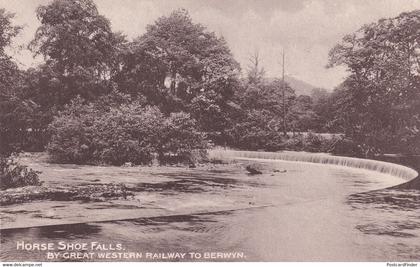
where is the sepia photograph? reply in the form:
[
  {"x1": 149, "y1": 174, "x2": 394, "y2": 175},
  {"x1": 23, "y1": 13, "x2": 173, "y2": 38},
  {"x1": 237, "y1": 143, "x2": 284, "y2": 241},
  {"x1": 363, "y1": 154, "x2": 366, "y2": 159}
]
[{"x1": 0, "y1": 0, "x2": 419, "y2": 263}]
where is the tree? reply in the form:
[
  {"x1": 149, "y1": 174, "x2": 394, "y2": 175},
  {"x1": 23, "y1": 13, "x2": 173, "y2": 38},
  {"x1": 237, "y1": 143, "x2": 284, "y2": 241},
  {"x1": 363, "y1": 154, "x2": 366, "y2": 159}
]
[
  {"x1": 0, "y1": 9, "x2": 28, "y2": 155},
  {"x1": 226, "y1": 108, "x2": 285, "y2": 151},
  {"x1": 113, "y1": 41, "x2": 168, "y2": 105},
  {"x1": 237, "y1": 78, "x2": 296, "y2": 134},
  {"x1": 0, "y1": 8, "x2": 21, "y2": 95},
  {"x1": 288, "y1": 95, "x2": 318, "y2": 132},
  {"x1": 157, "y1": 112, "x2": 208, "y2": 163},
  {"x1": 246, "y1": 50, "x2": 265, "y2": 85},
  {"x1": 114, "y1": 9, "x2": 240, "y2": 139},
  {"x1": 328, "y1": 10, "x2": 420, "y2": 155},
  {"x1": 310, "y1": 87, "x2": 344, "y2": 133},
  {"x1": 228, "y1": 70, "x2": 299, "y2": 149},
  {"x1": 236, "y1": 78, "x2": 295, "y2": 118},
  {"x1": 29, "y1": 0, "x2": 125, "y2": 103},
  {"x1": 0, "y1": 9, "x2": 21, "y2": 56}
]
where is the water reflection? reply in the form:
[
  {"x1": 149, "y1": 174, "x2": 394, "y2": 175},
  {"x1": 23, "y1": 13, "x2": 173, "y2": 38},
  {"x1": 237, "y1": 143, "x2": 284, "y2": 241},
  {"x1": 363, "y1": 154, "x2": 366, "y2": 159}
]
[
  {"x1": 355, "y1": 223, "x2": 418, "y2": 238},
  {"x1": 130, "y1": 172, "x2": 268, "y2": 194},
  {"x1": 348, "y1": 189, "x2": 420, "y2": 211},
  {"x1": 1, "y1": 223, "x2": 102, "y2": 241},
  {"x1": 347, "y1": 188, "x2": 420, "y2": 246},
  {"x1": 38, "y1": 224, "x2": 102, "y2": 239}
]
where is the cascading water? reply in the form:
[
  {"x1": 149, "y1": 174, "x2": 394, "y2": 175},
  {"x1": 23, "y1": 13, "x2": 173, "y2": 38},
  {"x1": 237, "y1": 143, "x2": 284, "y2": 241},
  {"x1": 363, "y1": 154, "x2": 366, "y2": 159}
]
[{"x1": 209, "y1": 149, "x2": 418, "y2": 181}]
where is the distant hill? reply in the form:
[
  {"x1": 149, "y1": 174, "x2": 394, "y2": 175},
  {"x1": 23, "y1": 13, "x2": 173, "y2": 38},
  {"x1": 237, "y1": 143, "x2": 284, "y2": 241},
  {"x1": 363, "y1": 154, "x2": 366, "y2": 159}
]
[
  {"x1": 265, "y1": 76, "x2": 318, "y2": 96},
  {"x1": 284, "y1": 75, "x2": 318, "y2": 96}
]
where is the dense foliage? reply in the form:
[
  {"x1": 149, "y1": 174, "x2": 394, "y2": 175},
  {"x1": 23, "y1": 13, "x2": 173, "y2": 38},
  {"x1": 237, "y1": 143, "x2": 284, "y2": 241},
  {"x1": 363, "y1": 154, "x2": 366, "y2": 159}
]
[
  {"x1": 0, "y1": 9, "x2": 42, "y2": 189},
  {"x1": 328, "y1": 10, "x2": 420, "y2": 155},
  {"x1": 227, "y1": 56, "x2": 322, "y2": 151},
  {"x1": 2, "y1": 0, "x2": 418, "y2": 166},
  {"x1": 1, "y1": 8, "x2": 23, "y2": 155},
  {"x1": 115, "y1": 9, "x2": 241, "y2": 142},
  {"x1": 0, "y1": 156, "x2": 42, "y2": 190},
  {"x1": 47, "y1": 97, "x2": 207, "y2": 165},
  {"x1": 29, "y1": 0, "x2": 124, "y2": 103}
]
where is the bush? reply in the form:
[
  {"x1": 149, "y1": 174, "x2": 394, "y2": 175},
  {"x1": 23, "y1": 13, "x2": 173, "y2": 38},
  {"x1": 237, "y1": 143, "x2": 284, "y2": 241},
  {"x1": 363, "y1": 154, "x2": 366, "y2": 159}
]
[
  {"x1": 226, "y1": 111, "x2": 340, "y2": 153},
  {"x1": 282, "y1": 132, "x2": 340, "y2": 153},
  {"x1": 227, "y1": 109, "x2": 286, "y2": 151},
  {"x1": 158, "y1": 112, "x2": 208, "y2": 164},
  {"x1": 91, "y1": 104, "x2": 163, "y2": 165},
  {"x1": 302, "y1": 132, "x2": 328, "y2": 152},
  {"x1": 0, "y1": 156, "x2": 42, "y2": 190},
  {"x1": 283, "y1": 135, "x2": 305, "y2": 151},
  {"x1": 46, "y1": 98, "x2": 98, "y2": 164},
  {"x1": 47, "y1": 99, "x2": 208, "y2": 165},
  {"x1": 329, "y1": 137, "x2": 363, "y2": 156}
]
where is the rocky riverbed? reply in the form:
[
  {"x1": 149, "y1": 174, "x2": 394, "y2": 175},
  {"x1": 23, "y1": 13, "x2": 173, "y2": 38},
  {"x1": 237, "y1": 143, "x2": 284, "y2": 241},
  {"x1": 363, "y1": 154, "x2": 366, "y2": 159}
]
[
  {"x1": 0, "y1": 183, "x2": 132, "y2": 206},
  {"x1": 0, "y1": 153, "x2": 275, "y2": 229}
]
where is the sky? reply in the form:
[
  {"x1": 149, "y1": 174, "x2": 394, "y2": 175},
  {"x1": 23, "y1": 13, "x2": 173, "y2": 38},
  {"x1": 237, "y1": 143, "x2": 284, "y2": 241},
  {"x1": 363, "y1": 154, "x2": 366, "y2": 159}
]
[{"x1": 1, "y1": 0, "x2": 420, "y2": 90}]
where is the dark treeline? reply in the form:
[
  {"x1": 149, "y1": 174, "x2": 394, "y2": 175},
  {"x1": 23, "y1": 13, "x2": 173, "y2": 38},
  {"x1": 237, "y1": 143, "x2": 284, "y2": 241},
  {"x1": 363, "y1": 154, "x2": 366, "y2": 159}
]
[
  {"x1": 328, "y1": 10, "x2": 420, "y2": 156},
  {"x1": 1, "y1": 0, "x2": 419, "y2": 167}
]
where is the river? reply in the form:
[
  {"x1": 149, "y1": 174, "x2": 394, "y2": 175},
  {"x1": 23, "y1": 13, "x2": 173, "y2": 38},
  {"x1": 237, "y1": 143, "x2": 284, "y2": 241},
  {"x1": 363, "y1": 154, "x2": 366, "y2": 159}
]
[{"x1": 1, "y1": 159, "x2": 419, "y2": 261}]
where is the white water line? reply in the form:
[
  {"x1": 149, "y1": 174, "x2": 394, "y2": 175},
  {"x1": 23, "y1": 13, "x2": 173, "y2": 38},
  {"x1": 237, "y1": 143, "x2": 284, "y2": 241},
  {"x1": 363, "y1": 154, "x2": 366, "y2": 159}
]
[{"x1": 209, "y1": 149, "x2": 418, "y2": 181}]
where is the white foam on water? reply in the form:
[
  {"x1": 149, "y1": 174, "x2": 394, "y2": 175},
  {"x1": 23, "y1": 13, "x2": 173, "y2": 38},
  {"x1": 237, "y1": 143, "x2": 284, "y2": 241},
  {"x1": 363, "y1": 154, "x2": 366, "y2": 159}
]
[{"x1": 209, "y1": 149, "x2": 418, "y2": 181}]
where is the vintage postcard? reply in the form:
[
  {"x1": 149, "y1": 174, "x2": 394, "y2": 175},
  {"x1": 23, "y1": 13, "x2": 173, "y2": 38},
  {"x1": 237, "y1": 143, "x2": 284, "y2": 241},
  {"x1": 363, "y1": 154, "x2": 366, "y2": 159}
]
[{"x1": 0, "y1": 0, "x2": 419, "y2": 264}]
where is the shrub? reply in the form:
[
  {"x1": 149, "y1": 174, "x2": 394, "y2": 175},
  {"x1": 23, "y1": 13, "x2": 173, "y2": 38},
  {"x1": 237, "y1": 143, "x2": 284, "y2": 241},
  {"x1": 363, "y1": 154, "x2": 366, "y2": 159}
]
[
  {"x1": 283, "y1": 134, "x2": 305, "y2": 151},
  {"x1": 47, "y1": 98, "x2": 97, "y2": 164},
  {"x1": 0, "y1": 156, "x2": 42, "y2": 190},
  {"x1": 91, "y1": 104, "x2": 163, "y2": 165},
  {"x1": 157, "y1": 112, "x2": 208, "y2": 164},
  {"x1": 282, "y1": 132, "x2": 341, "y2": 153},
  {"x1": 302, "y1": 132, "x2": 326, "y2": 152},
  {"x1": 329, "y1": 137, "x2": 363, "y2": 156},
  {"x1": 227, "y1": 109, "x2": 285, "y2": 151},
  {"x1": 47, "y1": 99, "x2": 208, "y2": 165}
]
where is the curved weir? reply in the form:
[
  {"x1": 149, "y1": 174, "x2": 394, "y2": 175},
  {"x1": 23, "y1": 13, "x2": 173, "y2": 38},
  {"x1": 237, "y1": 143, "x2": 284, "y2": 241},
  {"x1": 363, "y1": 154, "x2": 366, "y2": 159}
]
[{"x1": 209, "y1": 149, "x2": 418, "y2": 182}]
